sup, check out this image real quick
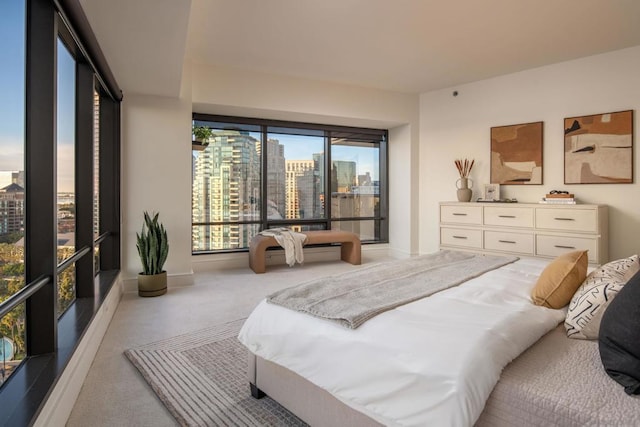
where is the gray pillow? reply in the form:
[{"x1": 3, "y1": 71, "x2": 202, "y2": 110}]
[{"x1": 598, "y1": 269, "x2": 640, "y2": 395}]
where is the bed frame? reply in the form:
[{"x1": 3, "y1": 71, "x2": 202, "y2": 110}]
[
  {"x1": 248, "y1": 352, "x2": 382, "y2": 426},
  {"x1": 248, "y1": 325, "x2": 640, "y2": 426}
]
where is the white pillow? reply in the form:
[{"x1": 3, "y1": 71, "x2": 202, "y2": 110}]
[{"x1": 565, "y1": 255, "x2": 640, "y2": 340}]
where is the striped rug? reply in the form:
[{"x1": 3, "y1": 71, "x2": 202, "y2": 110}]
[{"x1": 125, "y1": 318, "x2": 306, "y2": 426}]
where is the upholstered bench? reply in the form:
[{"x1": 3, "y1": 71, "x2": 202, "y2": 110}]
[{"x1": 249, "y1": 230, "x2": 361, "y2": 273}]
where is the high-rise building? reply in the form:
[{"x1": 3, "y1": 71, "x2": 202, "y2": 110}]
[
  {"x1": 331, "y1": 160, "x2": 357, "y2": 193},
  {"x1": 285, "y1": 160, "x2": 314, "y2": 220},
  {"x1": 0, "y1": 183, "x2": 25, "y2": 235},
  {"x1": 266, "y1": 139, "x2": 286, "y2": 219},
  {"x1": 312, "y1": 152, "x2": 325, "y2": 218},
  {"x1": 192, "y1": 130, "x2": 261, "y2": 250}
]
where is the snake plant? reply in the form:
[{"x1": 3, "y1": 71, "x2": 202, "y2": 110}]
[{"x1": 136, "y1": 211, "x2": 169, "y2": 275}]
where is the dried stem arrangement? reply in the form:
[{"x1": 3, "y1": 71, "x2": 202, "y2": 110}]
[{"x1": 455, "y1": 158, "x2": 474, "y2": 178}]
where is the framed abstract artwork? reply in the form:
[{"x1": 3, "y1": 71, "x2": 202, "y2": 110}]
[
  {"x1": 564, "y1": 110, "x2": 633, "y2": 184},
  {"x1": 490, "y1": 121, "x2": 543, "y2": 185}
]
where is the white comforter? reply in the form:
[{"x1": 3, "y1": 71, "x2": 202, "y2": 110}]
[{"x1": 238, "y1": 257, "x2": 566, "y2": 427}]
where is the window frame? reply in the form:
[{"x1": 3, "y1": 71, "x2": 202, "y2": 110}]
[
  {"x1": 0, "y1": 0, "x2": 122, "y2": 423},
  {"x1": 192, "y1": 113, "x2": 388, "y2": 253}
]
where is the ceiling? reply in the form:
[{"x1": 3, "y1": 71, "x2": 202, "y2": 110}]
[{"x1": 79, "y1": 0, "x2": 640, "y2": 98}]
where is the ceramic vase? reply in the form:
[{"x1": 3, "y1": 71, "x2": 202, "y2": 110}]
[{"x1": 456, "y1": 177, "x2": 473, "y2": 202}]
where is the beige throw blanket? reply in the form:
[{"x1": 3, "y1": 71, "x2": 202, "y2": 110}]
[
  {"x1": 268, "y1": 250, "x2": 518, "y2": 328},
  {"x1": 259, "y1": 228, "x2": 308, "y2": 267}
]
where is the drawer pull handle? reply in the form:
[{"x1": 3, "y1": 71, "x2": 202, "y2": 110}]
[
  {"x1": 554, "y1": 217, "x2": 575, "y2": 221},
  {"x1": 452, "y1": 236, "x2": 468, "y2": 239},
  {"x1": 452, "y1": 213, "x2": 467, "y2": 216},
  {"x1": 554, "y1": 245, "x2": 576, "y2": 249},
  {"x1": 498, "y1": 215, "x2": 516, "y2": 218},
  {"x1": 498, "y1": 240, "x2": 516, "y2": 244}
]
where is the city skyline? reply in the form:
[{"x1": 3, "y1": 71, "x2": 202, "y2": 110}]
[{"x1": 191, "y1": 129, "x2": 379, "y2": 251}]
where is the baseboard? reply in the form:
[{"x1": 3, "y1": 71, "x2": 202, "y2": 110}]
[
  {"x1": 122, "y1": 271, "x2": 195, "y2": 293},
  {"x1": 192, "y1": 251, "x2": 250, "y2": 272},
  {"x1": 386, "y1": 246, "x2": 414, "y2": 259},
  {"x1": 32, "y1": 274, "x2": 123, "y2": 427}
]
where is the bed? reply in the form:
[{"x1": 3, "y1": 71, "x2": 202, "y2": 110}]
[{"x1": 238, "y1": 251, "x2": 640, "y2": 426}]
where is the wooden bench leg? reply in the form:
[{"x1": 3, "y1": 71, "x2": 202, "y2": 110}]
[
  {"x1": 249, "y1": 248, "x2": 267, "y2": 274},
  {"x1": 340, "y1": 241, "x2": 361, "y2": 265}
]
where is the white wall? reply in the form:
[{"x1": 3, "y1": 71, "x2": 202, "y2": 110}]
[
  {"x1": 120, "y1": 63, "x2": 420, "y2": 285},
  {"x1": 121, "y1": 93, "x2": 194, "y2": 285},
  {"x1": 191, "y1": 63, "x2": 421, "y2": 258},
  {"x1": 420, "y1": 46, "x2": 640, "y2": 260}
]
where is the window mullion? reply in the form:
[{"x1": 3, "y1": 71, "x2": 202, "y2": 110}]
[
  {"x1": 325, "y1": 130, "x2": 331, "y2": 230},
  {"x1": 98, "y1": 96, "x2": 120, "y2": 270},
  {"x1": 25, "y1": 0, "x2": 57, "y2": 355},
  {"x1": 261, "y1": 126, "x2": 268, "y2": 231}
]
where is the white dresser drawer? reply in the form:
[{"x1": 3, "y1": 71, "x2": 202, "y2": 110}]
[
  {"x1": 536, "y1": 235, "x2": 598, "y2": 262},
  {"x1": 485, "y1": 231, "x2": 534, "y2": 255},
  {"x1": 439, "y1": 202, "x2": 607, "y2": 265},
  {"x1": 484, "y1": 206, "x2": 534, "y2": 228},
  {"x1": 440, "y1": 205, "x2": 482, "y2": 225},
  {"x1": 441, "y1": 227, "x2": 482, "y2": 249},
  {"x1": 535, "y1": 208, "x2": 598, "y2": 233}
]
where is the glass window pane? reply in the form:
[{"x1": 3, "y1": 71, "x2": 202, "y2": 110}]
[
  {"x1": 191, "y1": 116, "x2": 387, "y2": 251},
  {"x1": 0, "y1": 0, "x2": 26, "y2": 386},
  {"x1": 94, "y1": 245, "x2": 100, "y2": 275},
  {"x1": 267, "y1": 131, "x2": 325, "y2": 221},
  {"x1": 1, "y1": 304, "x2": 25, "y2": 387},
  {"x1": 57, "y1": 38, "x2": 76, "y2": 315},
  {"x1": 331, "y1": 138, "x2": 380, "y2": 219},
  {"x1": 56, "y1": 260, "x2": 75, "y2": 315},
  {"x1": 192, "y1": 128, "x2": 262, "y2": 251},
  {"x1": 192, "y1": 223, "x2": 260, "y2": 252},
  {"x1": 331, "y1": 220, "x2": 379, "y2": 241}
]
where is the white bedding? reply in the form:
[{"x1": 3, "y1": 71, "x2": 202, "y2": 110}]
[{"x1": 238, "y1": 256, "x2": 566, "y2": 427}]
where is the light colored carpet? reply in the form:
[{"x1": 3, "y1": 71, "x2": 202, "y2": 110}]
[
  {"x1": 68, "y1": 252, "x2": 391, "y2": 426},
  {"x1": 125, "y1": 318, "x2": 306, "y2": 427}
]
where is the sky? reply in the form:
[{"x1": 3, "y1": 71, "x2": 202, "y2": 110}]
[
  {"x1": 195, "y1": 130, "x2": 380, "y2": 182},
  {"x1": 270, "y1": 133, "x2": 380, "y2": 181},
  {"x1": 0, "y1": 1, "x2": 76, "y2": 193},
  {"x1": 0, "y1": 1, "x2": 25, "y2": 175}
]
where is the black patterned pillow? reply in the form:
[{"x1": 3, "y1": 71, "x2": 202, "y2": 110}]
[
  {"x1": 599, "y1": 269, "x2": 640, "y2": 395},
  {"x1": 565, "y1": 255, "x2": 639, "y2": 340}
]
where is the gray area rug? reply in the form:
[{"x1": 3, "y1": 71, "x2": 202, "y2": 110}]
[{"x1": 125, "y1": 318, "x2": 307, "y2": 427}]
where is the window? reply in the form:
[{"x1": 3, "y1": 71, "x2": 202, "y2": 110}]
[
  {"x1": 192, "y1": 115, "x2": 388, "y2": 252},
  {"x1": 330, "y1": 133, "x2": 382, "y2": 240},
  {"x1": 0, "y1": 0, "x2": 26, "y2": 388},
  {"x1": 56, "y1": 37, "x2": 76, "y2": 315},
  {"x1": 0, "y1": 0, "x2": 121, "y2": 422}
]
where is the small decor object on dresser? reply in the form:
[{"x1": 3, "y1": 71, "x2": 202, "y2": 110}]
[
  {"x1": 454, "y1": 158, "x2": 474, "y2": 202},
  {"x1": 483, "y1": 183, "x2": 500, "y2": 201}
]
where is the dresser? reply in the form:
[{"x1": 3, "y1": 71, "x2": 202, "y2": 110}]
[{"x1": 439, "y1": 202, "x2": 608, "y2": 265}]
